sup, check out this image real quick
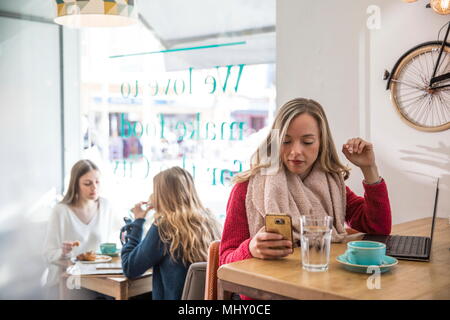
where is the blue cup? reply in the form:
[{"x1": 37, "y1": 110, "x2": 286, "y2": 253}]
[
  {"x1": 100, "y1": 243, "x2": 117, "y2": 255},
  {"x1": 345, "y1": 241, "x2": 386, "y2": 266}
]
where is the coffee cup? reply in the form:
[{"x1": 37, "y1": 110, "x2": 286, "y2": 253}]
[
  {"x1": 100, "y1": 243, "x2": 117, "y2": 255},
  {"x1": 344, "y1": 241, "x2": 386, "y2": 266}
]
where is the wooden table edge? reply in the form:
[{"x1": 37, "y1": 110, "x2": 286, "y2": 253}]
[
  {"x1": 217, "y1": 265, "x2": 352, "y2": 300},
  {"x1": 59, "y1": 266, "x2": 152, "y2": 300}
]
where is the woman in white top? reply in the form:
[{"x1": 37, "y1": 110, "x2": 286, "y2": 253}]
[{"x1": 43, "y1": 160, "x2": 119, "y2": 294}]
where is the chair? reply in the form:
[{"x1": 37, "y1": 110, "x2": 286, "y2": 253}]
[
  {"x1": 181, "y1": 262, "x2": 207, "y2": 300},
  {"x1": 204, "y1": 240, "x2": 220, "y2": 300}
]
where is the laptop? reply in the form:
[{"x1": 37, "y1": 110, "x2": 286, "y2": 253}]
[{"x1": 362, "y1": 178, "x2": 439, "y2": 262}]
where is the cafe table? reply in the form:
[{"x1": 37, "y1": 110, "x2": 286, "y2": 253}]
[
  {"x1": 217, "y1": 217, "x2": 450, "y2": 300},
  {"x1": 54, "y1": 256, "x2": 152, "y2": 300}
]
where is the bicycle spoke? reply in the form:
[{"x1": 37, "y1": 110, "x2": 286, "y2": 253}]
[
  {"x1": 426, "y1": 95, "x2": 439, "y2": 126},
  {"x1": 430, "y1": 95, "x2": 439, "y2": 126},
  {"x1": 437, "y1": 50, "x2": 450, "y2": 76},
  {"x1": 417, "y1": 53, "x2": 428, "y2": 82},
  {"x1": 435, "y1": 95, "x2": 446, "y2": 125},
  {"x1": 400, "y1": 91, "x2": 427, "y2": 104},
  {"x1": 399, "y1": 87, "x2": 425, "y2": 93},
  {"x1": 436, "y1": 93, "x2": 449, "y2": 124},
  {"x1": 392, "y1": 79, "x2": 425, "y2": 90},
  {"x1": 400, "y1": 93, "x2": 427, "y2": 111},
  {"x1": 431, "y1": 49, "x2": 440, "y2": 81},
  {"x1": 399, "y1": 59, "x2": 427, "y2": 87},
  {"x1": 438, "y1": 92, "x2": 450, "y2": 119},
  {"x1": 445, "y1": 102, "x2": 450, "y2": 123},
  {"x1": 404, "y1": 60, "x2": 427, "y2": 85},
  {"x1": 430, "y1": 96, "x2": 435, "y2": 126},
  {"x1": 418, "y1": 96, "x2": 433, "y2": 125},
  {"x1": 428, "y1": 49, "x2": 438, "y2": 79},
  {"x1": 422, "y1": 51, "x2": 432, "y2": 81},
  {"x1": 434, "y1": 96, "x2": 444, "y2": 126},
  {"x1": 392, "y1": 78, "x2": 424, "y2": 89},
  {"x1": 402, "y1": 71, "x2": 425, "y2": 87},
  {"x1": 396, "y1": 82, "x2": 425, "y2": 92},
  {"x1": 410, "y1": 57, "x2": 429, "y2": 84},
  {"x1": 407, "y1": 94, "x2": 429, "y2": 125},
  {"x1": 399, "y1": 92, "x2": 428, "y2": 104},
  {"x1": 435, "y1": 96, "x2": 443, "y2": 126},
  {"x1": 406, "y1": 57, "x2": 424, "y2": 83}
]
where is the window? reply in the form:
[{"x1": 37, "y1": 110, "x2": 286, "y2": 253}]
[{"x1": 78, "y1": 1, "x2": 276, "y2": 222}]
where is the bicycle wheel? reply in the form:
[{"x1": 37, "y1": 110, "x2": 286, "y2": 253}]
[{"x1": 389, "y1": 42, "x2": 450, "y2": 132}]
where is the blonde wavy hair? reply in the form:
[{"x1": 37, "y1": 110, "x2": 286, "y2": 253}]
[
  {"x1": 234, "y1": 98, "x2": 350, "y2": 183},
  {"x1": 152, "y1": 167, "x2": 222, "y2": 266},
  {"x1": 61, "y1": 159, "x2": 99, "y2": 206}
]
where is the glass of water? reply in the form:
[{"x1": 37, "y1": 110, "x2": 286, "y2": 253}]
[{"x1": 300, "y1": 215, "x2": 333, "y2": 272}]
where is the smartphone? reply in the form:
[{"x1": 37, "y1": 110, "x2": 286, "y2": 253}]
[{"x1": 265, "y1": 214, "x2": 293, "y2": 249}]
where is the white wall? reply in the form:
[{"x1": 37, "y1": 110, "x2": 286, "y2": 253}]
[
  {"x1": 0, "y1": 2, "x2": 81, "y2": 298},
  {"x1": 0, "y1": 16, "x2": 62, "y2": 227},
  {"x1": 277, "y1": 0, "x2": 449, "y2": 224},
  {"x1": 63, "y1": 27, "x2": 82, "y2": 191},
  {"x1": 0, "y1": 15, "x2": 61, "y2": 298}
]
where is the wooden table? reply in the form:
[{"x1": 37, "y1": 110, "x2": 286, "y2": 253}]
[
  {"x1": 56, "y1": 256, "x2": 152, "y2": 300},
  {"x1": 217, "y1": 217, "x2": 450, "y2": 300}
]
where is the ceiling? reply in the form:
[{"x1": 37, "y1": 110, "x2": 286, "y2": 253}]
[
  {"x1": 0, "y1": 0, "x2": 276, "y2": 69},
  {"x1": 137, "y1": 0, "x2": 275, "y2": 70},
  {"x1": 138, "y1": 0, "x2": 275, "y2": 43}
]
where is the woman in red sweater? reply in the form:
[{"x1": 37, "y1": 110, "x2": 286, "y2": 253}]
[{"x1": 220, "y1": 98, "x2": 391, "y2": 268}]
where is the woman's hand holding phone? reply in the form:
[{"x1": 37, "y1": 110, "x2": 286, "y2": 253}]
[{"x1": 249, "y1": 227, "x2": 293, "y2": 260}]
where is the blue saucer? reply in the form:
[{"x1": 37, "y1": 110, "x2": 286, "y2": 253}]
[
  {"x1": 336, "y1": 254, "x2": 398, "y2": 274},
  {"x1": 96, "y1": 249, "x2": 120, "y2": 257}
]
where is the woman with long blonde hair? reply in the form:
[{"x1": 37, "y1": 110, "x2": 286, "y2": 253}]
[
  {"x1": 220, "y1": 98, "x2": 392, "y2": 298},
  {"x1": 121, "y1": 166, "x2": 221, "y2": 300}
]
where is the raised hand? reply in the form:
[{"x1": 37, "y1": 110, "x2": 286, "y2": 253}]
[
  {"x1": 342, "y1": 138, "x2": 380, "y2": 184},
  {"x1": 342, "y1": 137, "x2": 376, "y2": 169},
  {"x1": 131, "y1": 201, "x2": 150, "y2": 220},
  {"x1": 61, "y1": 240, "x2": 80, "y2": 257}
]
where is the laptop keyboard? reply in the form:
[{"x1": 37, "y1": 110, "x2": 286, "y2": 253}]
[{"x1": 387, "y1": 236, "x2": 427, "y2": 256}]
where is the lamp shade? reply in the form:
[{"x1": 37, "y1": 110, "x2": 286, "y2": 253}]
[
  {"x1": 54, "y1": 0, "x2": 138, "y2": 28},
  {"x1": 430, "y1": 0, "x2": 450, "y2": 14}
]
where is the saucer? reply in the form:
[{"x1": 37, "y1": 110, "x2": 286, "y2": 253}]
[
  {"x1": 336, "y1": 254, "x2": 398, "y2": 274},
  {"x1": 96, "y1": 249, "x2": 120, "y2": 257}
]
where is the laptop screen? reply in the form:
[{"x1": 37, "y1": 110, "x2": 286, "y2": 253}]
[{"x1": 429, "y1": 178, "x2": 440, "y2": 246}]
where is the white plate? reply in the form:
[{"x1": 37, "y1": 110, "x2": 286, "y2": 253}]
[{"x1": 71, "y1": 255, "x2": 112, "y2": 264}]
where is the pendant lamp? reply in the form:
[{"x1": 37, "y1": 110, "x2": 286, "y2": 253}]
[
  {"x1": 54, "y1": 0, "x2": 138, "y2": 28},
  {"x1": 430, "y1": 0, "x2": 450, "y2": 14}
]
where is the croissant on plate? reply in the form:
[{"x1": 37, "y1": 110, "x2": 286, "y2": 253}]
[{"x1": 76, "y1": 251, "x2": 96, "y2": 261}]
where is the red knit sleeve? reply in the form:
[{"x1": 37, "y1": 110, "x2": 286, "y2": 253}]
[
  {"x1": 345, "y1": 179, "x2": 392, "y2": 235},
  {"x1": 219, "y1": 181, "x2": 253, "y2": 266}
]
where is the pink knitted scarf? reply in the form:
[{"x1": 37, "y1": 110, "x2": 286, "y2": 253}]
[{"x1": 245, "y1": 162, "x2": 348, "y2": 244}]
